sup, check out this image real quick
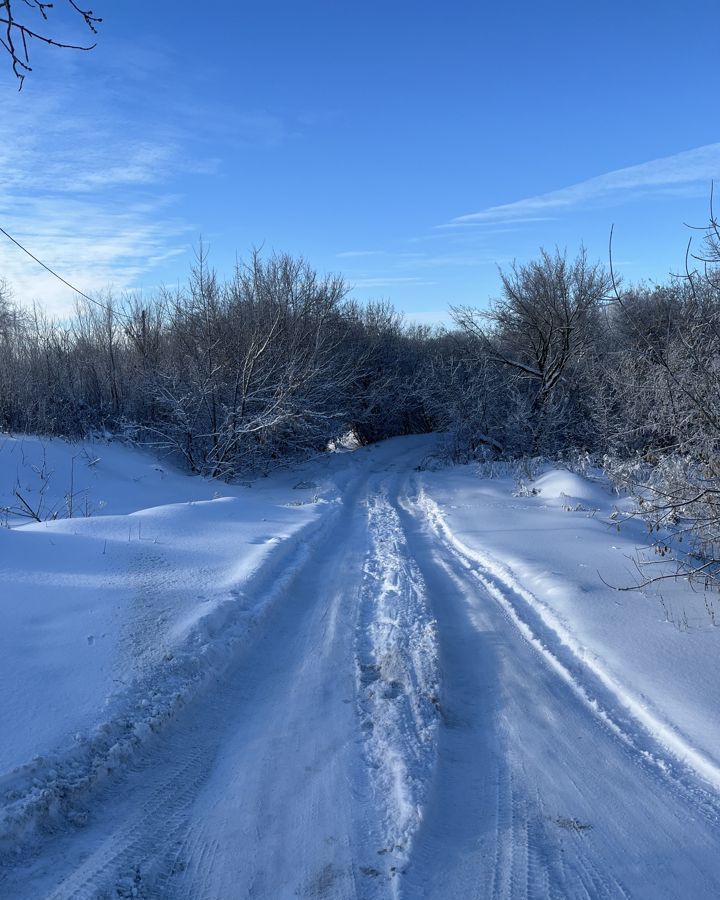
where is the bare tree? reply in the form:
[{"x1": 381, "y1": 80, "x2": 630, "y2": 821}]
[
  {"x1": 0, "y1": 0, "x2": 101, "y2": 89},
  {"x1": 454, "y1": 249, "x2": 610, "y2": 400},
  {"x1": 451, "y1": 248, "x2": 611, "y2": 452}
]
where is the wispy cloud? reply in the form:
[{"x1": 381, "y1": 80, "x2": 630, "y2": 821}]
[
  {"x1": 437, "y1": 217, "x2": 557, "y2": 230},
  {"x1": 0, "y1": 88, "x2": 199, "y2": 315},
  {"x1": 449, "y1": 143, "x2": 720, "y2": 225},
  {"x1": 336, "y1": 249, "x2": 388, "y2": 259},
  {"x1": 2, "y1": 196, "x2": 192, "y2": 312},
  {"x1": 0, "y1": 72, "x2": 295, "y2": 316},
  {"x1": 351, "y1": 276, "x2": 437, "y2": 289}
]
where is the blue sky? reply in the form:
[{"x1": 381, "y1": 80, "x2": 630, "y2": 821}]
[{"x1": 1, "y1": 0, "x2": 719, "y2": 320}]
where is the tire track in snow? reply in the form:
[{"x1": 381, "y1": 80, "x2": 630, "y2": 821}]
[
  {"x1": 396, "y1": 480, "x2": 720, "y2": 899},
  {"x1": 0, "y1": 496, "x2": 340, "y2": 867},
  {"x1": 416, "y1": 486, "x2": 720, "y2": 813},
  {"x1": 394, "y1": 489, "x2": 568, "y2": 900},
  {"x1": 44, "y1": 749, "x2": 213, "y2": 900},
  {"x1": 0, "y1": 473, "x2": 368, "y2": 899},
  {"x1": 21, "y1": 463, "x2": 417, "y2": 900},
  {"x1": 157, "y1": 469, "x2": 419, "y2": 900}
]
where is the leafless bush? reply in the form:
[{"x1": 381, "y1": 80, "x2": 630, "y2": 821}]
[
  {"x1": 450, "y1": 248, "x2": 611, "y2": 455},
  {"x1": 0, "y1": 250, "x2": 433, "y2": 478}
]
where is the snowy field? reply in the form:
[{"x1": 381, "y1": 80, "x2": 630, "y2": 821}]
[{"x1": 1, "y1": 434, "x2": 720, "y2": 898}]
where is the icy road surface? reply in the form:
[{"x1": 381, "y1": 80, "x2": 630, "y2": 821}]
[{"x1": 2, "y1": 437, "x2": 720, "y2": 898}]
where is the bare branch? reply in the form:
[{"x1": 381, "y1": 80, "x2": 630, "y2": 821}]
[{"x1": 0, "y1": 0, "x2": 101, "y2": 88}]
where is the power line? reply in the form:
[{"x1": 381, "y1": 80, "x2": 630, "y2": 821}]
[{"x1": 0, "y1": 223, "x2": 130, "y2": 320}]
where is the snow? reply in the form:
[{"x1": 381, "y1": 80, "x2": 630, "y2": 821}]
[
  {"x1": 419, "y1": 462, "x2": 720, "y2": 787},
  {"x1": 2, "y1": 434, "x2": 720, "y2": 897},
  {"x1": 530, "y1": 467, "x2": 608, "y2": 503},
  {"x1": 0, "y1": 435, "x2": 332, "y2": 845},
  {"x1": 356, "y1": 487, "x2": 439, "y2": 879}
]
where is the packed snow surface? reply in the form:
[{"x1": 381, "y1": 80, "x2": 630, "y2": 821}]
[{"x1": 1, "y1": 435, "x2": 720, "y2": 898}]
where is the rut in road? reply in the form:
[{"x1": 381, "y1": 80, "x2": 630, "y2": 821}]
[
  {"x1": 1, "y1": 459, "x2": 439, "y2": 900},
  {"x1": 396, "y1": 476, "x2": 720, "y2": 899}
]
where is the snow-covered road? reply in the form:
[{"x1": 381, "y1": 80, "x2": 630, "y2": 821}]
[{"x1": 3, "y1": 438, "x2": 720, "y2": 898}]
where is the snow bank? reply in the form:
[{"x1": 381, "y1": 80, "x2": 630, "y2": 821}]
[{"x1": 530, "y1": 468, "x2": 609, "y2": 505}]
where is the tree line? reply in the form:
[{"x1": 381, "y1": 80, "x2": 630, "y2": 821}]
[
  {"x1": 1, "y1": 232, "x2": 719, "y2": 474},
  {"x1": 1, "y1": 219, "x2": 719, "y2": 583},
  {"x1": 0, "y1": 250, "x2": 432, "y2": 477}
]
